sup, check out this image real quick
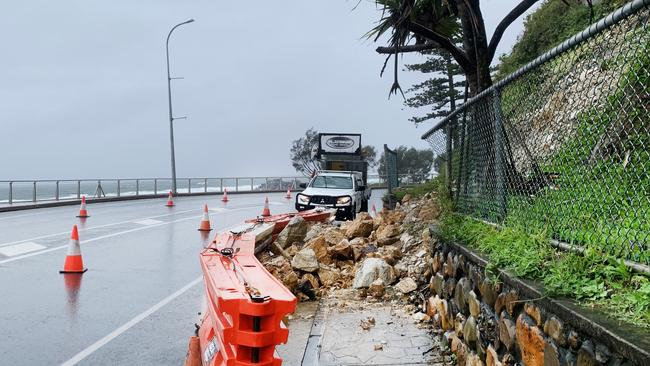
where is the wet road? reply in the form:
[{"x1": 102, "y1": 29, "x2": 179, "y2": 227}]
[{"x1": 0, "y1": 190, "x2": 386, "y2": 365}]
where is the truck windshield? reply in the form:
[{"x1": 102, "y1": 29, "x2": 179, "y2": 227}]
[{"x1": 311, "y1": 176, "x2": 353, "y2": 189}]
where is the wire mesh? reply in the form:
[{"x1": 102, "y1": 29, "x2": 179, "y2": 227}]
[{"x1": 423, "y1": 2, "x2": 650, "y2": 264}]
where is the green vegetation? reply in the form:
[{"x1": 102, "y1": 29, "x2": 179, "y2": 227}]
[
  {"x1": 392, "y1": 178, "x2": 442, "y2": 203},
  {"x1": 440, "y1": 213, "x2": 650, "y2": 328},
  {"x1": 497, "y1": 0, "x2": 631, "y2": 79},
  {"x1": 502, "y1": 33, "x2": 650, "y2": 264}
]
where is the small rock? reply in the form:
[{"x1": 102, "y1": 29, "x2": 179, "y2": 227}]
[
  {"x1": 463, "y1": 315, "x2": 479, "y2": 343},
  {"x1": 368, "y1": 279, "x2": 385, "y2": 298},
  {"x1": 373, "y1": 344, "x2": 383, "y2": 351},
  {"x1": 466, "y1": 352, "x2": 484, "y2": 366},
  {"x1": 468, "y1": 290, "x2": 481, "y2": 317},
  {"x1": 568, "y1": 330, "x2": 581, "y2": 350},
  {"x1": 515, "y1": 314, "x2": 546, "y2": 366},
  {"x1": 395, "y1": 277, "x2": 418, "y2": 294},
  {"x1": 486, "y1": 345, "x2": 501, "y2": 366},
  {"x1": 430, "y1": 273, "x2": 444, "y2": 296},
  {"x1": 301, "y1": 273, "x2": 320, "y2": 289},
  {"x1": 318, "y1": 265, "x2": 339, "y2": 287},
  {"x1": 543, "y1": 316, "x2": 566, "y2": 347},
  {"x1": 524, "y1": 302, "x2": 543, "y2": 327},
  {"x1": 412, "y1": 312, "x2": 427, "y2": 322},
  {"x1": 479, "y1": 280, "x2": 498, "y2": 307},
  {"x1": 360, "y1": 316, "x2": 376, "y2": 330},
  {"x1": 577, "y1": 340, "x2": 598, "y2": 366},
  {"x1": 495, "y1": 290, "x2": 519, "y2": 316},
  {"x1": 291, "y1": 248, "x2": 319, "y2": 272},
  {"x1": 499, "y1": 315, "x2": 516, "y2": 351},
  {"x1": 594, "y1": 343, "x2": 611, "y2": 364}
]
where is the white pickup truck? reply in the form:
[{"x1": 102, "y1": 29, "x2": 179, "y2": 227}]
[{"x1": 295, "y1": 171, "x2": 370, "y2": 220}]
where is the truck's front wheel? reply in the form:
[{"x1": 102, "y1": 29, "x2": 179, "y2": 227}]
[{"x1": 360, "y1": 199, "x2": 368, "y2": 212}]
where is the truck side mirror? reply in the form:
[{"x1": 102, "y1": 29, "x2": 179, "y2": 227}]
[{"x1": 299, "y1": 183, "x2": 307, "y2": 189}]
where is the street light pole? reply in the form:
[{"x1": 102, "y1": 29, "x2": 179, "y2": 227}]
[{"x1": 166, "y1": 18, "x2": 194, "y2": 195}]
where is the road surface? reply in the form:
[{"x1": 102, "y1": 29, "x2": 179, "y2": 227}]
[{"x1": 0, "y1": 190, "x2": 386, "y2": 365}]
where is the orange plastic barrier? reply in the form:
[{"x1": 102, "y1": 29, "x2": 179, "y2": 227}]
[{"x1": 197, "y1": 230, "x2": 296, "y2": 366}]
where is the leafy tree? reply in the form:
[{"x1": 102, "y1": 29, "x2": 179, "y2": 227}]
[
  {"x1": 290, "y1": 129, "x2": 379, "y2": 175},
  {"x1": 496, "y1": 0, "x2": 629, "y2": 79},
  {"x1": 290, "y1": 128, "x2": 320, "y2": 176},
  {"x1": 361, "y1": 145, "x2": 378, "y2": 168},
  {"x1": 378, "y1": 146, "x2": 434, "y2": 181},
  {"x1": 404, "y1": 48, "x2": 465, "y2": 125},
  {"x1": 370, "y1": 0, "x2": 549, "y2": 96}
]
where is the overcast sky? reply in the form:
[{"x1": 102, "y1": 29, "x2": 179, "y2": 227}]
[{"x1": 1, "y1": 0, "x2": 538, "y2": 179}]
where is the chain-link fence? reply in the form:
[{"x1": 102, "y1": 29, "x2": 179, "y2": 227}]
[{"x1": 422, "y1": 0, "x2": 650, "y2": 265}]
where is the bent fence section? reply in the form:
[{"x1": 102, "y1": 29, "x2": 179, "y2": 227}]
[{"x1": 422, "y1": 0, "x2": 650, "y2": 264}]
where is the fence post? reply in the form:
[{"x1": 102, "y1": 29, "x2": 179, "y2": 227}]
[
  {"x1": 154, "y1": 179, "x2": 158, "y2": 195},
  {"x1": 220, "y1": 178, "x2": 223, "y2": 193},
  {"x1": 188, "y1": 178, "x2": 191, "y2": 194},
  {"x1": 33, "y1": 181, "x2": 37, "y2": 202},
  {"x1": 235, "y1": 178, "x2": 239, "y2": 192},
  {"x1": 446, "y1": 120, "x2": 453, "y2": 194},
  {"x1": 250, "y1": 178, "x2": 254, "y2": 191},
  {"x1": 77, "y1": 181, "x2": 81, "y2": 199},
  {"x1": 492, "y1": 89, "x2": 507, "y2": 221},
  {"x1": 117, "y1": 179, "x2": 121, "y2": 197},
  {"x1": 56, "y1": 181, "x2": 60, "y2": 201},
  {"x1": 204, "y1": 178, "x2": 208, "y2": 193},
  {"x1": 8, "y1": 182, "x2": 13, "y2": 204},
  {"x1": 136, "y1": 179, "x2": 140, "y2": 196}
]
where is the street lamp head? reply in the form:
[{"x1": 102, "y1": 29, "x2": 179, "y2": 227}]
[{"x1": 185, "y1": 19, "x2": 195, "y2": 24}]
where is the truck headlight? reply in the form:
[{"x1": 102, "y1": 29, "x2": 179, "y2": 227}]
[
  {"x1": 297, "y1": 194, "x2": 310, "y2": 204},
  {"x1": 336, "y1": 196, "x2": 351, "y2": 205}
]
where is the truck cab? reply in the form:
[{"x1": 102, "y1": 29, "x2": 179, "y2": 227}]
[{"x1": 296, "y1": 171, "x2": 370, "y2": 220}]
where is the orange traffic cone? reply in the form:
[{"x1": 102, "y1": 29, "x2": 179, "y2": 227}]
[
  {"x1": 261, "y1": 197, "x2": 271, "y2": 217},
  {"x1": 198, "y1": 204, "x2": 212, "y2": 231},
  {"x1": 76, "y1": 196, "x2": 89, "y2": 218},
  {"x1": 183, "y1": 336, "x2": 201, "y2": 366},
  {"x1": 371, "y1": 203, "x2": 377, "y2": 217},
  {"x1": 221, "y1": 188, "x2": 229, "y2": 202},
  {"x1": 166, "y1": 191, "x2": 175, "y2": 207},
  {"x1": 285, "y1": 187, "x2": 292, "y2": 199},
  {"x1": 60, "y1": 225, "x2": 87, "y2": 273}
]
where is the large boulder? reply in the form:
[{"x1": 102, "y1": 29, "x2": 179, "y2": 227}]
[
  {"x1": 304, "y1": 223, "x2": 325, "y2": 243},
  {"x1": 304, "y1": 236, "x2": 333, "y2": 265},
  {"x1": 345, "y1": 215, "x2": 374, "y2": 238},
  {"x1": 323, "y1": 227, "x2": 346, "y2": 246},
  {"x1": 330, "y1": 239, "x2": 354, "y2": 260},
  {"x1": 352, "y1": 258, "x2": 396, "y2": 288},
  {"x1": 291, "y1": 248, "x2": 319, "y2": 272},
  {"x1": 276, "y1": 216, "x2": 309, "y2": 249}
]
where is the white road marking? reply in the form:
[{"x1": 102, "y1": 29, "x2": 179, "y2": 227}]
[
  {"x1": 208, "y1": 207, "x2": 228, "y2": 213},
  {"x1": 59, "y1": 276, "x2": 203, "y2": 366},
  {"x1": 0, "y1": 208, "x2": 198, "y2": 248},
  {"x1": 0, "y1": 205, "x2": 265, "y2": 265},
  {"x1": 0, "y1": 242, "x2": 47, "y2": 257},
  {"x1": 132, "y1": 219, "x2": 164, "y2": 226}
]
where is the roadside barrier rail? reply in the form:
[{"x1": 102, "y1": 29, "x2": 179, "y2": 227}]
[{"x1": 0, "y1": 174, "x2": 435, "y2": 205}]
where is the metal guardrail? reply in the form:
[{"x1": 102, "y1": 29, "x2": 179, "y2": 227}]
[
  {"x1": 422, "y1": 0, "x2": 650, "y2": 264},
  {"x1": 0, "y1": 174, "x2": 435, "y2": 205}
]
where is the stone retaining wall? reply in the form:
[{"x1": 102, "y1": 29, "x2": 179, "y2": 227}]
[{"x1": 423, "y1": 226, "x2": 650, "y2": 366}]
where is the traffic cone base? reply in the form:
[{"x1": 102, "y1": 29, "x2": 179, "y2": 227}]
[{"x1": 221, "y1": 189, "x2": 229, "y2": 202}]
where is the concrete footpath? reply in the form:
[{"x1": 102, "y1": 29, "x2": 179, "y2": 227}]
[{"x1": 278, "y1": 289, "x2": 447, "y2": 366}]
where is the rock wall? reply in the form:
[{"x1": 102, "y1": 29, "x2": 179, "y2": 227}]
[{"x1": 424, "y1": 232, "x2": 649, "y2": 366}]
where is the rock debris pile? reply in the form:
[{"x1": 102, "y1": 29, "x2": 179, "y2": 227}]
[{"x1": 257, "y1": 193, "x2": 441, "y2": 317}]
